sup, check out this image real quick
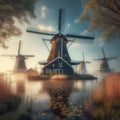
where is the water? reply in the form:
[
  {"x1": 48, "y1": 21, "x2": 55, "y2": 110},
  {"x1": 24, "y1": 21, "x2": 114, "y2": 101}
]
[{"x1": 3, "y1": 73, "x2": 120, "y2": 120}]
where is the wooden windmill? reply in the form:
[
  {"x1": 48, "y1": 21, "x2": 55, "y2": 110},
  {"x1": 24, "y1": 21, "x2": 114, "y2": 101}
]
[
  {"x1": 1, "y1": 41, "x2": 34, "y2": 73},
  {"x1": 27, "y1": 9, "x2": 94, "y2": 75},
  {"x1": 94, "y1": 48, "x2": 117, "y2": 73}
]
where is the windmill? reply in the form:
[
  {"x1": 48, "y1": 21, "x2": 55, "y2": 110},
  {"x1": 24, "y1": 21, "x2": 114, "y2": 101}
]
[
  {"x1": 1, "y1": 41, "x2": 34, "y2": 73},
  {"x1": 94, "y1": 48, "x2": 117, "y2": 73},
  {"x1": 78, "y1": 52, "x2": 91, "y2": 74},
  {"x1": 27, "y1": 9, "x2": 94, "y2": 75}
]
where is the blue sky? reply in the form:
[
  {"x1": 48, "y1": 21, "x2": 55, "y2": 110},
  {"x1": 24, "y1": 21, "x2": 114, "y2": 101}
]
[{"x1": 0, "y1": 0, "x2": 119, "y2": 73}]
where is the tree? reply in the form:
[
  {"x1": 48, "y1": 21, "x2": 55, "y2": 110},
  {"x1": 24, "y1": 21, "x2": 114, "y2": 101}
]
[
  {"x1": 0, "y1": 0, "x2": 36, "y2": 48},
  {"x1": 79, "y1": 0, "x2": 120, "y2": 42}
]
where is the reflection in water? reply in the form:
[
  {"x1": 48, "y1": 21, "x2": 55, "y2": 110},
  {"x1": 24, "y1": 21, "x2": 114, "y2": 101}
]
[
  {"x1": 16, "y1": 79, "x2": 25, "y2": 94},
  {"x1": 38, "y1": 79, "x2": 97, "y2": 120},
  {"x1": 43, "y1": 80, "x2": 72, "y2": 119},
  {"x1": 7, "y1": 73, "x2": 120, "y2": 120}
]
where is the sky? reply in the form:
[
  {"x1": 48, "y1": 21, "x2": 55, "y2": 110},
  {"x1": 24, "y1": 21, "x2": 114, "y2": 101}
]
[{"x1": 0, "y1": 0, "x2": 120, "y2": 73}]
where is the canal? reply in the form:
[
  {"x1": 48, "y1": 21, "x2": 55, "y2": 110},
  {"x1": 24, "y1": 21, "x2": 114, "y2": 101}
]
[{"x1": 2, "y1": 73, "x2": 120, "y2": 120}]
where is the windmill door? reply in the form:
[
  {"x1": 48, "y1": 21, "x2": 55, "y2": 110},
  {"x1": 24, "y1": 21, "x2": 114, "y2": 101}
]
[{"x1": 53, "y1": 69, "x2": 63, "y2": 74}]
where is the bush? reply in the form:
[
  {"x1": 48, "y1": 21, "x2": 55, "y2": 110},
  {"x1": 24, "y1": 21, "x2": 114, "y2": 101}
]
[
  {"x1": 0, "y1": 95, "x2": 21, "y2": 115},
  {"x1": 15, "y1": 112, "x2": 31, "y2": 120},
  {"x1": 0, "y1": 112, "x2": 30, "y2": 120},
  {"x1": 0, "y1": 104, "x2": 8, "y2": 115}
]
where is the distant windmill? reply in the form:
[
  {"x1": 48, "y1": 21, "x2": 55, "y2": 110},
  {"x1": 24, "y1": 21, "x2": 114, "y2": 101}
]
[
  {"x1": 1, "y1": 41, "x2": 34, "y2": 73},
  {"x1": 94, "y1": 48, "x2": 117, "y2": 73},
  {"x1": 78, "y1": 52, "x2": 91, "y2": 74},
  {"x1": 27, "y1": 9, "x2": 94, "y2": 75}
]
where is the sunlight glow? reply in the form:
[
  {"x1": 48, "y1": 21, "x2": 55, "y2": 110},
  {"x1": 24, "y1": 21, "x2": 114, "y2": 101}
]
[
  {"x1": 73, "y1": 81, "x2": 83, "y2": 90},
  {"x1": 38, "y1": 24, "x2": 55, "y2": 32}
]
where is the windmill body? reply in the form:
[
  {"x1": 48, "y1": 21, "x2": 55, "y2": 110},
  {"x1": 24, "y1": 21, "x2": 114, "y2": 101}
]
[
  {"x1": 1, "y1": 41, "x2": 34, "y2": 73},
  {"x1": 78, "y1": 61, "x2": 87, "y2": 74},
  {"x1": 99, "y1": 58, "x2": 111, "y2": 72},
  {"x1": 14, "y1": 55, "x2": 27, "y2": 72},
  {"x1": 47, "y1": 33, "x2": 71, "y2": 62},
  {"x1": 94, "y1": 48, "x2": 116, "y2": 73},
  {"x1": 27, "y1": 9, "x2": 94, "y2": 75},
  {"x1": 78, "y1": 52, "x2": 90, "y2": 74}
]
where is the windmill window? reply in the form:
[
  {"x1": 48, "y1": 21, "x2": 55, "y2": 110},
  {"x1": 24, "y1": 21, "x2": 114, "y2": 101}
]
[
  {"x1": 59, "y1": 62, "x2": 63, "y2": 68},
  {"x1": 46, "y1": 69, "x2": 49, "y2": 74},
  {"x1": 52, "y1": 64, "x2": 55, "y2": 67},
  {"x1": 53, "y1": 69, "x2": 61, "y2": 74},
  {"x1": 46, "y1": 69, "x2": 51, "y2": 74}
]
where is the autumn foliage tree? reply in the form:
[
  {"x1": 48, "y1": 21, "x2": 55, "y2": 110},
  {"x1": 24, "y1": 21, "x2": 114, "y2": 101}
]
[
  {"x1": 0, "y1": 0, "x2": 36, "y2": 48},
  {"x1": 79, "y1": 0, "x2": 120, "y2": 42}
]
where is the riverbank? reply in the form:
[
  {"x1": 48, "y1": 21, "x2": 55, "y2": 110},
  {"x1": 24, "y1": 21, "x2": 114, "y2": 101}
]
[{"x1": 28, "y1": 73, "x2": 97, "y2": 80}]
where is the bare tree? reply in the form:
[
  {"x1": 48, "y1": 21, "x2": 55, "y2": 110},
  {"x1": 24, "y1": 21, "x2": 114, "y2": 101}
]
[
  {"x1": 0, "y1": 0, "x2": 36, "y2": 48},
  {"x1": 79, "y1": 0, "x2": 120, "y2": 42}
]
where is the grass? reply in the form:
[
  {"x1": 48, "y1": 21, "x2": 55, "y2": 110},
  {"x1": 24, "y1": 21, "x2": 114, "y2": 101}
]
[
  {"x1": 0, "y1": 112, "x2": 30, "y2": 120},
  {"x1": 0, "y1": 78, "x2": 31, "y2": 120},
  {"x1": 91, "y1": 73, "x2": 120, "y2": 120}
]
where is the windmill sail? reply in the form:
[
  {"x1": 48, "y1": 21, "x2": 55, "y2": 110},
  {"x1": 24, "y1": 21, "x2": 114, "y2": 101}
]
[
  {"x1": 107, "y1": 57, "x2": 117, "y2": 60},
  {"x1": 23, "y1": 55, "x2": 35, "y2": 57},
  {"x1": 82, "y1": 52, "x2": 85, "y2": 61},
  {"x1": 66, "y1": 34, "x2": 94, "y2": 40},
  {"x1": 94, "y1": 48, "x2": 117, "y2": 73},
  {"x1": 1, "y1": 41, "x2": 34, "y2": 73},
  {"x1": 27, "y1": 9, "x2": 94, "y2": 62},
  {"x1": 58, "y1": 9, "x2": 62, "y2": 32},
  {"x1": 18, "y1": 40, "x2": 21, "y2": 55},
  {"x1": 26, "y1": 29, "x2": 56, "y2": 36},
  {"x1": 1, "y1": 55, "x2": 16, "y2": 57},
  {"x1": 27, "y1": 9, "x2": 95, "y2": 75}
]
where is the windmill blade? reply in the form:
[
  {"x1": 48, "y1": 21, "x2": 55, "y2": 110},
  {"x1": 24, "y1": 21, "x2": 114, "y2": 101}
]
[
  {"x1": 107, "y1": 57, "x2": 117, "y2": 60},
  {"x1": 1, "y1": 55, "x2": 16, "y2": 57},
  {"x1": 26, "y1": 28, "x2": 56, "y2": 36},
  {"x1": 93, "y1": 58, "x2": 103, "y2": 61},
  {"x1": 18, "y1": 40, "x2": 21, "y2": 55},
  {"x1": 24, "y1": 55, "x2": 34, "y2": 57},
  {"x1": 42, "y1": 38, "x2": 50, "y2": 52},
  {"x1": 38, "y1": 61, "x2": 48, "y2": 65},
  {"x1": 58, "y1": 9, "x2": 62, "y2": 33},
  {"x1": 101, "y1": 48, "x2": 106, "y2": 58},
  {"x1": 67, "y1": 39, "x2": 76, "y2": 49},
  {"x1": 70, "y1": 61, "x2": 80, "y2": 65},
  {"x1": 85, "y1": 61, "x2": 91, "y2": 63},
  {"x1": 82, "y1": 52, "x2": 85, "y2": 61},
  {"x1": 66, "y1": 34, "x2": 95, "y2": 40},
  {"x1": 42, "y1": 38, "x2": 51, "y2": 41},
  {"x1": 81, "y1": 52, "x2": 91, "y2": 63}
]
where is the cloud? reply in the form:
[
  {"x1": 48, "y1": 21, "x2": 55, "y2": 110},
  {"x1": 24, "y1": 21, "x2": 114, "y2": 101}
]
[
  {"x1": 72, "y1": 43, "x2": 81, "y2": 47},
  {"x1": 0, "y1": 0, "x2": 36, "y2": 48},
  {"x1": 68, "y1": 39, "x2": 82, "y2": 48},
  {"x1": 40, "y1": 6, "x2": 47, "y2": 18},
  {"x1": 38, "y1": 24, "x2": 55, "y2": 32},
  {"x1": 80, "y1": 30, "x2": 89, "y2": 35},
  {"x1": 74, "y1": 18, "x2": 80, "y2": 23},
  {"x1": 67, "y1": 23, "x2": 71, "y2": 28}
]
